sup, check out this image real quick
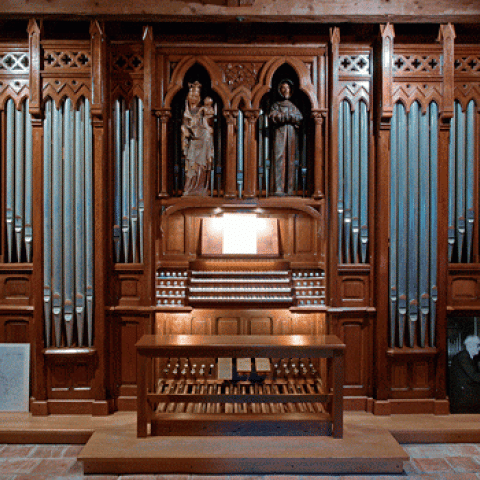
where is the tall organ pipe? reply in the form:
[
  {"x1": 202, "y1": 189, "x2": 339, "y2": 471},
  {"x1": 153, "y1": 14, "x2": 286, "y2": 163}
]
[
  {"x1": 43, "y1": 98, "x2": 94, "y2": 348},
  {"x1": 390, "y1": 101, "x2": 438, "y2": 348}
]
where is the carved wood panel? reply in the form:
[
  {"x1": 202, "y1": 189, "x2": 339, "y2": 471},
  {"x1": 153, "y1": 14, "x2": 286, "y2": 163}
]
[
  {"x1": 110, "y1": 314, "x2": 153, "y2": 410},
  {"x1": 333, "y1": 314, "x2": 372, "y2": 397}
]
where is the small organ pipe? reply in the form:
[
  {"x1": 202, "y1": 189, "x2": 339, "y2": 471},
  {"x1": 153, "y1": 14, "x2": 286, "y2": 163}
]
[
  {"x1": 466, "y1": 100, "x2": 475, "y2": 263},
  {"x1": 14, "y1": 103, "x2": 25, "y2": 261},
  {"x1": 85, "y1": 99, "x2": 94, "y2": 347},
  {"x1": 5, "y1": 99, "x2": 14, "y2": 263},
  {"x1": 43, "y1": 99, "x2": 53, "y2": 348},
  {"x1": 343, "y1": 101, "x2": 352, "y2": 263},
  {"x1": 138, "y1": 98, "x2": 145, "y2": 262},
  {"x1": 236, "y1": 110, "x2": 244, "y2": 198},
  {"x1": 75, "y1": 101, "x2": 86, "y2": 347},
  {"x1": 359, "y1": 101, "x2": 369, "y2": 264},
  {"x1": 122, "y1": 106, "x2": 131, "y2": 262},
  {"x1": 130, "y1": 99, "x2": 139, "y2": 263},
  {"x1": 113, "y1": 99, "x2": 122, "y2": 263},
  {"x1": 351, "y1": 106, "x2": 360, "y2": 263},
  {"x1": 24, "y1": 100, "x2": 33, "y2": 263},
  {"x1": 337, "y1": 102, "x2": 344, "y2": 264}
]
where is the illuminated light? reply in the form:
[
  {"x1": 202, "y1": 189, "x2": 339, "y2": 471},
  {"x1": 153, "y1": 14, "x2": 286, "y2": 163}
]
[{"x1": 222, "y1": 213, "x2": 260, "y2": 254}]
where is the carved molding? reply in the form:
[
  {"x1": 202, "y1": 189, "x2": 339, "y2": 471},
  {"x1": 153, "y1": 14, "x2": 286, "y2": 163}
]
[
  {"x1": 338, "y1": 82, "x2": 370, "y2": 109},
  {"x1": 44, "y1": 49, "x2": 91, "y2": 71},
  {"x1": 453, "y1": 84, "x2": 480, "y2": 111},
  {"x1": 393, "y1": 53, "x2": 442, "y2": 76},
  {"x1": 0, "y1": 52, "x2": 29, "y2": 74},
  {"x1": 43, "y1": 78, "x2": 91, "y2": 108},
  {"x1": 392, "y1": 83, "x2": 443, "y2": 112},
  {"x1": 218, "y1": 62, "x2": 263, "y2": 91},
  {"x1": 339, "y1": 54, "x2": 370, "y2": 76}
]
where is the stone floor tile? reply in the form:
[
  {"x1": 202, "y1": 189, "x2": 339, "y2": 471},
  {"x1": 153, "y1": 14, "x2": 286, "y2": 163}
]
[
  {"x1": 446, "y1": 444, "x2": 480, "y2": 456},
  {"x1": 61, "y1": 445, "x2": 85, "y2": 458},
  {"x1": 29, "y1": 458, "x2": 78, "y2": 475},
  {"x1": 0, "y1": 446, "x2": 37, "y2": 459},
  {"x1": 0, "y1": 459, "x2": 40, "y2": 474},
  {"x1": 445, "y1": 456, "x2": 480, "y2": 472},
  {"x1": 407, "y1": 475, "x2": 479, "y2": 480},
  {"x1": 156, "y1": 476, "x2": 190, "y2": 480},
  {"x1": 12, "y1": 475, "x2": 57, "y2": 480},
  {"x1": 28, "y1": 445, "x2": 66, "y2": 458},
  {"x1": 410, "y1": 457, "x2": 455, "y2": 473},
  {"x1": 119, "y1": 476, "x2": 171, "y2": 480}
]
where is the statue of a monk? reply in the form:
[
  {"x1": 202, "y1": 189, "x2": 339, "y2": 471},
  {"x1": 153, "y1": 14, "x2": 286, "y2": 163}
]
[
  {"x1": 181, "y1": 81, "x2": 215, "y2": 196},
  {"x1": 269, "y1": 80, "x2": 303, "y2": 195}
]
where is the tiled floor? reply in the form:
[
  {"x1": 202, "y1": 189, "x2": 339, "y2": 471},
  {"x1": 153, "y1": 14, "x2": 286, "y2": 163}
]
[{"x1": 1, "y1": 443, "x2": 480, "y2": 479}]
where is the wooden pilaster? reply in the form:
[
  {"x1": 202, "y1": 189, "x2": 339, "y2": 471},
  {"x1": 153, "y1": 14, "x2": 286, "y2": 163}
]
[{"x1": 243, "y1": 109, "x2": 260, "y2": 199}]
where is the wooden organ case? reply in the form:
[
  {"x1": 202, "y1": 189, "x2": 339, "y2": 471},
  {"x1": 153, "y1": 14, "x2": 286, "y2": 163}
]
[{"x1": 2, "y1": 19, "x2": 480, "y2": 418}]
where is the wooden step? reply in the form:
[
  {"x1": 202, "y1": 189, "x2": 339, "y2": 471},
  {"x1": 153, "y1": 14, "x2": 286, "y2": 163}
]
[{"x1": 78, "y1": 423, "x2": 408, "y2": 475}]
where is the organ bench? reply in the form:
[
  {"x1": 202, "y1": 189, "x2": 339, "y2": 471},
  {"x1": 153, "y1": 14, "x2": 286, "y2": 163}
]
[{"x1": 136, "y1": 334, "x2": 345, "y2": 438}]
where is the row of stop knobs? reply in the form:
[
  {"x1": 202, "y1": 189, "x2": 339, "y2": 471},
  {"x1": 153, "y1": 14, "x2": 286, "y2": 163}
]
[{"x1": 162, "y1": 358, "x2": 318, "y2": 378}]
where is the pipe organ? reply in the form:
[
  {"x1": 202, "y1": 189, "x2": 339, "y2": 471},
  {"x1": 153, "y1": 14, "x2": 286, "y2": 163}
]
[{"x1": 0, "y1": 17, "x2": 479, "y2": 417}]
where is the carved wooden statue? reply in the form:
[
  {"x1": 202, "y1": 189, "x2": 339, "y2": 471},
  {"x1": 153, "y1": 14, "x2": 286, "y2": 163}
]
[
  {"x1": 269, "y1": 80, "x2": 303, "y2": 195},
  {"x1": 181, "y1": 81, "x2": 215, "y2": 196}
]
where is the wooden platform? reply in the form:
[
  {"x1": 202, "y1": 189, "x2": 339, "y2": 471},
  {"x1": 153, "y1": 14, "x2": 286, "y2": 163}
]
[
  {"x1": 78, "y1": 423, "x2": 408, "y2": 475},
  {"x1": 3, "y1": 411, "x2": 480, "y2": 475}
]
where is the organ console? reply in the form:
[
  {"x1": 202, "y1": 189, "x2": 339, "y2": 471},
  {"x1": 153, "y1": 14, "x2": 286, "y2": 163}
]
[{"x1": 155, "y1": 265, "x2": 326, "y2": 308}]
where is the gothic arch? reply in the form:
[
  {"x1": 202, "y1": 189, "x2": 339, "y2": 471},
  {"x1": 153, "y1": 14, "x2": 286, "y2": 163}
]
[
  {"x1": 165, "y1": 56, "x2": 230, "y2": 108},
  {"x1": 252, "y1": 57, "x2": 318, "y2": 110}
]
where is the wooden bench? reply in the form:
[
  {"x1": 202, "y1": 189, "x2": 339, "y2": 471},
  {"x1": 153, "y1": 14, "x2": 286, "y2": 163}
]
[{"x1": 136, "y1": 334, "x2": 345, "y2": 438}]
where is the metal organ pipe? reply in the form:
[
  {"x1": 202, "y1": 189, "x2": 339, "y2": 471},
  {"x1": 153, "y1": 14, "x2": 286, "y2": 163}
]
[
  {"x1": 5, "y1": 99, "x2": 33, "y2": 264},
  {"x1": 236, "y1": 109, "x2": 244, "y2": 198},
  {"x1": 43, "y1": 97, "x2": 94, "y2": 348},
  {"x1": 389, "y1": 101, "x2": 438, "y2": 348},
  {"x1": 338, "y1": 100, "x2": 369, "y2": 264},
  {"x1": 113, "y1": 97, "x2": 144, "y2": 263},
  {"x1": 448, "y1": 100, "x2": 476, "y2": 263}
]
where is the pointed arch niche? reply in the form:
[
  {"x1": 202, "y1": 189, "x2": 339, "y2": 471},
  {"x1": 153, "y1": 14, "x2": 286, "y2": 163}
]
[
  {"x1": 259, "y1": 63, "x2": 313, "y2": 197},
  {"x1": 169, "y1": 64, "x2": 225, "y2": 197}
]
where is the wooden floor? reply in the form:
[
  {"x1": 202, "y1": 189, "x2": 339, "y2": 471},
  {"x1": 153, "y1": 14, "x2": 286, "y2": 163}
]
[{"x1": 1, "y1": 411, "x2": 480, "y2": 475}]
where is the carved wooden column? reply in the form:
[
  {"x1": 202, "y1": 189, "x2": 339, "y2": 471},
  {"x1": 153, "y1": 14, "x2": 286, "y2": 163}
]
[
  {"x1": 143, "y1": 25, "x2": 155, "y2": 310},
  {"x1": 328, "y1": 26, "x2": 340, "y2": 307},
  {"x1": 243, "y1": 109, "x2": 260, "y2": 199},
  {"x1": 90, "y1": 20, "x2": 110, "y2": 414},
  {"x1": 311, "y1": 110, "x2": 325, "y2": 199},
  {"x1": 224, "y1": 109, "x2": 237, "y2": 199},
  {"x1": 157, "y1": 109, "x2": 171, "y2": 198},
  {"x1": 29, "y1": 18, "x2": 47, "y2": 414},
  {"x1": 435, "y1": 23, "x2": 456, "y2": 403},
  {"x1": 373, "y1": 23, "x2": 395, "y2": 410}
]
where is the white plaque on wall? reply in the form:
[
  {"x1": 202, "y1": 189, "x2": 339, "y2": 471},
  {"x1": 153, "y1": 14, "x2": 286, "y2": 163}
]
[{"x1": 0, "y1": 344, "x2": 30, "y2": 412}]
